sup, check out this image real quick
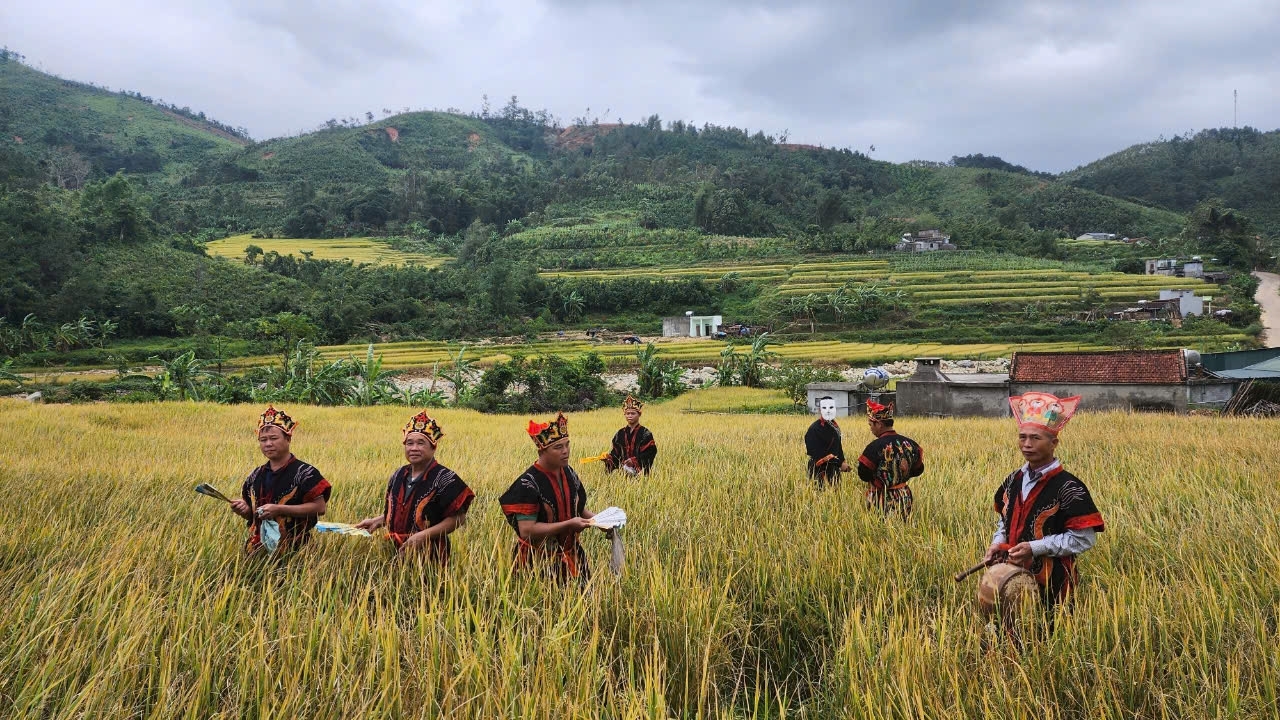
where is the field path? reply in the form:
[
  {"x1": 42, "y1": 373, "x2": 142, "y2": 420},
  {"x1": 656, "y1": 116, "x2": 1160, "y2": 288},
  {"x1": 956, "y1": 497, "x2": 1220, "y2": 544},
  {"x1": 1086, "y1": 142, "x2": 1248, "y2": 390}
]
[{"x1": 1254, "y1": 271, "x2": 1280, "y2": 348}]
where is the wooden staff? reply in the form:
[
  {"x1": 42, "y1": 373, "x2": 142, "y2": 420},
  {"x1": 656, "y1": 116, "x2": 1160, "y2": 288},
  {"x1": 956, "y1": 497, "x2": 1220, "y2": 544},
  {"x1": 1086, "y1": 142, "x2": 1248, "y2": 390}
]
[{"x1": 954, "y1": 559, "x2": 991, "y2": 583}]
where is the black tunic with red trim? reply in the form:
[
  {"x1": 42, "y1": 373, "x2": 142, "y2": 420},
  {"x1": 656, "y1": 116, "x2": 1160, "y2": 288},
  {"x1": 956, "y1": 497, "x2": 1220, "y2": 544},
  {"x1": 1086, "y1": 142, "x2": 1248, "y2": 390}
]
[
  {"x1": 383, "y1": 461, "x2": 475, "y2": 564},
  {"x1": 241, "y1": 455, "x2": 331, "y2": 553},
  {"x1": 856, "y1": 430, "x2": 925, "y2": 494},
  {"x1": 993, "y1": 465, "x2": 1105, "y2": 608},
  {"x1": 603, "y1": 424, "x2": 657, "y2": 475},
  {"x1": 499, "y1": 463, "x2": 590, "y2": 583},
  {"x1": 804, "y1": 418, "x2": 845, "y2": 483}
]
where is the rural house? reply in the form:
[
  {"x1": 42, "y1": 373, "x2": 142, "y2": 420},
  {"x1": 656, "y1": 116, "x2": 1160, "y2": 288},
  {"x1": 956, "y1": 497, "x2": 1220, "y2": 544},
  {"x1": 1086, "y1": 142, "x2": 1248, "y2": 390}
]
[
  {"x1": 894, "y1": 230, "x2": 956, "y2": 252},
  {"x1": 661, "y1": 313, "x2": 723, "y2": 338}
]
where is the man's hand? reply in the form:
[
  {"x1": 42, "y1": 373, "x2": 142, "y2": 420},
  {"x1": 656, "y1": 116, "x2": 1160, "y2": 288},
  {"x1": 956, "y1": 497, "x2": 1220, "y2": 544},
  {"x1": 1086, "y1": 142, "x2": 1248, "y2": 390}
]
[
  {"x1": 230, "y1": 500, "x2": 251, "y2": 519},
  {"x1": 983, "y1": 543, "x2": 1007, "y2": 564},
  {"x1": 564, "y1": 516, "x2": 592, "y2": 532},
  {"x1": 402, "y1": 531, "x2": 430, "y2": 550},
  {"x1": 256, "y1": 503, "x2": 284, "y2": 520},
  {"x1": 355, "y1": 517, "x2": 383, "y2": 531},
  {"x1": 1006, "y1": 542, "x2": 1034, "y2": 567},
  {"x1": 840, "y1": 461, "x2": 852, "y2": 472}
]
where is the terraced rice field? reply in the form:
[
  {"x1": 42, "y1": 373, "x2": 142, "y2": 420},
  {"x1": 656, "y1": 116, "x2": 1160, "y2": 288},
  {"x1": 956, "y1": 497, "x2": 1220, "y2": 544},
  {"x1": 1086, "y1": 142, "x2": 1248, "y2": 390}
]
[
  {"x1": 206, "y1": 235, "x2": 449, "y2": 267},
  {"x1": 541, "y1": 257, "x2": 1219, "y2": 308},
  {"x1": 228, "y1": 337, "x2": 1262, "y2": 372}
]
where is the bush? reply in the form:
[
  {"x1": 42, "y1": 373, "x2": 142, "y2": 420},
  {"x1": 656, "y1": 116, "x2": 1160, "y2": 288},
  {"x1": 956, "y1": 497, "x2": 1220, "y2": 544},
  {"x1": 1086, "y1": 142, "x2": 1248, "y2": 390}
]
[
  {"x1": 769, "y1": 361, "x2": 843, "y2": 407},
  {"x1": 465, "y1": 353, "x2": 615, "y2": 414}
]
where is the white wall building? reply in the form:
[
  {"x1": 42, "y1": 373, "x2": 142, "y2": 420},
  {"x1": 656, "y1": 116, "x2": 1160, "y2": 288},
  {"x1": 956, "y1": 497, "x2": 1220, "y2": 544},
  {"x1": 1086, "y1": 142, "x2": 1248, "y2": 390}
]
[
  {"x1": 1159, "y1": 289, "x2": 1205, "y2": 317},
  {"x1": 661, "y1": 314, "x2": 723, "y2": 338}
]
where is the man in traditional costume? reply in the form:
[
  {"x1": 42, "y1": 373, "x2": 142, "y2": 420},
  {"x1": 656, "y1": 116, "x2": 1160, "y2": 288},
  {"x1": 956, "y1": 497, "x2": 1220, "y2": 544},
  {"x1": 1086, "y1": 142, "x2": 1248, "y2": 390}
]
[
  {"x1": 354, "y1": 411, "x2": 475, "y2": 564},
  {"x1": 499, "y1": 413, "x2": 600, "y2": 584},
  {"x1": 230, "y1": 406, "x2": 331, "y2": 553},
  {"x1": 603, "y1": 395, "x2": 657, "y2": 476},
  {"x1": 805, "y1": 396, "x2": 850, "y2": 487},
  {"x1": 856, "y1": 400, "x2": 925, "y2": 517},
  {"x1": 983, "y1": 392, "x2": 1105, "y2": 611}
]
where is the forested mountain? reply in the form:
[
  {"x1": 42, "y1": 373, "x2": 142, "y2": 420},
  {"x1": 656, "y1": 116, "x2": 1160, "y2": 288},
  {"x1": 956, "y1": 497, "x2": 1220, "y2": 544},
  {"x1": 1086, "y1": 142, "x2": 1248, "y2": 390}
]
[
  {"x1": 1, "y1": 54, "x2": 1273, "y2": 359},
  {"x1": 0, "y1": 51, "x2": 245, "y2": 187},
  {"x1": 1062, "y1": 127, "x2": 1280, "y2": 236}
]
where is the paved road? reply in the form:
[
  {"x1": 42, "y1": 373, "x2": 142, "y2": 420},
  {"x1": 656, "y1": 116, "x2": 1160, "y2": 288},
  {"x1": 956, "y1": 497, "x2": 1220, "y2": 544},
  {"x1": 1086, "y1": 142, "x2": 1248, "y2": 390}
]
[{"x1": 1254, "y1": 271, "x2": 1280, "y2": 348}]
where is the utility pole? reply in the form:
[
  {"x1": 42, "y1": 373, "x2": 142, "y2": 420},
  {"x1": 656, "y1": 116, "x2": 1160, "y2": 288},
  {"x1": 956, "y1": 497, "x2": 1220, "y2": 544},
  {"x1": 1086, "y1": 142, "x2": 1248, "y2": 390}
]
[{"x1": 1234, "y1": 89, "x2": 1238, "y2": 128}]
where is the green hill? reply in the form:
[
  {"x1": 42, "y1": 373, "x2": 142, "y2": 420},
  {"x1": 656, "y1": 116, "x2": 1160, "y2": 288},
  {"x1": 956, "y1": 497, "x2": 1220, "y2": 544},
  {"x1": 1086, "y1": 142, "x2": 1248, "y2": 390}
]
[
  {"x1": 0, "y1": 52, "x2": 246, "y2": 186},
  {"x1": 1061, "y1": 127, "x2": 1280, "y2": 235}
]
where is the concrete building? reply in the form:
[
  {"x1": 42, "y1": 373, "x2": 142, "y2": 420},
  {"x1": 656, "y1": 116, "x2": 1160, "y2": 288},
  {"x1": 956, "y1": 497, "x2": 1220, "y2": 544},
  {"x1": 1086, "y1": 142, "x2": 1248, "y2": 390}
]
[
  {"x1": 1145, "y1": 258, "x2": 1178, "y2": 276},
  {"x1": 661, "y1": 314, "x2": 722, "y2": 338},
  {"x1": 804, "y1": 384, "x2": 896, "y2": 418},
  {"x1": 895, "y1": 230, "x2": 956, "y2": 252},
  {"x1": 894, "y1": 358, "x2": 1010, "y2": 417},
  {"x1": 1158, "y1": 289, "x2": 1205, "y2": 317},
  {"x1": 1009, "y1": 350, "x2": 1234, "y2": 412},
  {"x1": 1181, "y1": 260, "x2": 1204, "y2": 279},
  {"x1": 1076, "y1": 232, "x2": 1118, "y2": 241},
  {"x1": 875, "y1": 350, "x2": 1236, "y2": 417}
]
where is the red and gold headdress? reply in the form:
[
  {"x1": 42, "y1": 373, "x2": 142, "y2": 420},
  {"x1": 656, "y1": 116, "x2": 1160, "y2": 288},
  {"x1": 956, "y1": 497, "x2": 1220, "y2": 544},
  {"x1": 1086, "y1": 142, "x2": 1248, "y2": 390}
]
[
  {"x1": 623, "y1": 395, "x2": 644, "y2": 413},
  {"x1": 1009, "y1": 392, "x2": 1080, "y2": 436},
  {"x1": 256, "y1": 405, "x2": 297, "y2": 437},
  {"x1": 866, "y1": 399, "x2": 894, "y2": 422},
  {"x1": 403, "y1": 410, "x2": 443, "y2": 445},
  {"x1": 527, "y1": 412, "x2": 569, "y2": 450}
]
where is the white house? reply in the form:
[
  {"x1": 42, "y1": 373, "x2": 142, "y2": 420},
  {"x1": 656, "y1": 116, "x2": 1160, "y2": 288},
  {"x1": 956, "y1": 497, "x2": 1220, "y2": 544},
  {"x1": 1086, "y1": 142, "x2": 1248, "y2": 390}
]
[
  {"x1": 661, "y1": 314, "x2": 723, "y2": 338},
  {"x1": 1159, "y1": 289, "x2": 1205, "y2": 317}
]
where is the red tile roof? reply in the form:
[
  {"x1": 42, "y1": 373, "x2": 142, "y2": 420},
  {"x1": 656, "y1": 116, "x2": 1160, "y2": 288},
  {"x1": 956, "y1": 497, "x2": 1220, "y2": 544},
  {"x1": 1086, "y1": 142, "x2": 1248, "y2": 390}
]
[{"x1": 1010, "y1": 350, "x2": 1187, "y2": 384}]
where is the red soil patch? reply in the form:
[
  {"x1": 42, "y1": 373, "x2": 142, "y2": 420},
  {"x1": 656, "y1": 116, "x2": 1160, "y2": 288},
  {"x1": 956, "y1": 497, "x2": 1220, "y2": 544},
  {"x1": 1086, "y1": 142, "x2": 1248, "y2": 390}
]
[
  {"x1": 262, "y1": 151, "x2": 275, "y2": 160},
  {"x1": 552, "y1": 123, "x2": 622, "y2": 152},
  {"x1": 778, "y1": 143, "x2": 821, "y2": 152},
  {"x1": 385, "y1": 127, "x2": 400, "y2": 142},
  {"x1": 12, "y1": 136, "x2": 22, "y2": 144},
  {"x1": 467, "y1": 132, "x2": 481, "y2": 151}
]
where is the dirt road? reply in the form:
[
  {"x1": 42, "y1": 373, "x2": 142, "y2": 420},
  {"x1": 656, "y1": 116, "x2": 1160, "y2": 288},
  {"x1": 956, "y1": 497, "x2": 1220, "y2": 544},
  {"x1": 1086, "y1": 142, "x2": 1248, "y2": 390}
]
[{"x1": 1254, "y1": 271, "x2": 1280, "y2": 348}]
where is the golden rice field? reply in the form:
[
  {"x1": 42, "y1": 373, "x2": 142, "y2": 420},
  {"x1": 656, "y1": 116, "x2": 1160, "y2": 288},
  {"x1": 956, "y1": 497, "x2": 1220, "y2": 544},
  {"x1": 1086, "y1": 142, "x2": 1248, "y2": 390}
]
[
  {"x1": 538, "y1": 258, "x2": 1220, "y2": 308},
  {"x1": 2, "y1": 390, "x2": 1278, "y2": 718},
  {"x1": 205, "y1": 234, "x2": 449, "y2": 267},
  {"x1": 232, "y1": 339, "x2": 1131, "y2": 371}
]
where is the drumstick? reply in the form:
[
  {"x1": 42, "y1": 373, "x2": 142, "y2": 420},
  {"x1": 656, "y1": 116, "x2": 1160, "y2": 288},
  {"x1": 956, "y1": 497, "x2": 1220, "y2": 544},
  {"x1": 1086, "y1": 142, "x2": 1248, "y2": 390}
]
[{"x1": 954, "y1": 559, "x2": 991, "y2": 582}]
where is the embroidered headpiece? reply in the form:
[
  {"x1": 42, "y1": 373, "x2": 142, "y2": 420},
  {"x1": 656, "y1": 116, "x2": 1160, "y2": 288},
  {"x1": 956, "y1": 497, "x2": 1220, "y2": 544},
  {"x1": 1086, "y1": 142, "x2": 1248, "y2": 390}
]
[
  {"x1": 623, "y1": 395, "x2": 644, "y2": 413},
  {"x1": 403, "y1": 410, "x2": 443, "y2": 445},
  {"x1": 866, "y1": 399, "x2": 894, "y2": 422},
  {"x1": 256, "y1": 405, "x2": 297, "y2": 437},
  {"x1": 527, "y1": 412, "x2": 569, "y2": 450},
  {"x1": 1009, "y1": 392, "x2": 1080, "y2": 435}
]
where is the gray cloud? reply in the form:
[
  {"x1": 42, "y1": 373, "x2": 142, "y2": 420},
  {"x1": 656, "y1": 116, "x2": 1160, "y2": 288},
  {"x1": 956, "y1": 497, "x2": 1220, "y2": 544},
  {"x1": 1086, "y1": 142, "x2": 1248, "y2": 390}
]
[{"x1": 2, "y1": 0, "x2": 1277, "y2": 170}]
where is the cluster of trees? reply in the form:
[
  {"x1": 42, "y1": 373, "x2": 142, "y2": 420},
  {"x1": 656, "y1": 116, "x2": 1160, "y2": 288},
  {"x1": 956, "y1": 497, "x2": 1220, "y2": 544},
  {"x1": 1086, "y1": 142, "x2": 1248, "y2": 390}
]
[{"x1": 0, "y1": 314, "x2": 117, "y2": 355}]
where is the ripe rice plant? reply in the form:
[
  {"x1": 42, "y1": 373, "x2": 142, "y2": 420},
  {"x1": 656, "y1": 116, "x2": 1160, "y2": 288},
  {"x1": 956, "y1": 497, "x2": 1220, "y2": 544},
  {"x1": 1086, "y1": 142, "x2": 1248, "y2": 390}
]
[
  {"x1": 1, "y1": 395, "x2": 1277, "y2": 718},
  {"x1": 206, "y1": 235, "x2": 448, "y2": 267}
]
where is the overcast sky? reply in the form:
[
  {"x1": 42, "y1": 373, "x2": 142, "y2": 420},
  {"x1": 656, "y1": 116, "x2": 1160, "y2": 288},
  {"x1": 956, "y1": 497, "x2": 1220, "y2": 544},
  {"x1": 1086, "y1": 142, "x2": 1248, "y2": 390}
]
[{"x1": 3, "y1": 0, "x2": 1277, "y2": 172}]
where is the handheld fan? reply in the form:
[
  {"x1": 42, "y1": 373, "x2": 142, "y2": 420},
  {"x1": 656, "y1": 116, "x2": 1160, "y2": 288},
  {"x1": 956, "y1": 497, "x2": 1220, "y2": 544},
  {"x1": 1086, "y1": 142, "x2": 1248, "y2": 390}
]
[
  {"x1": 590, "y1": 506, "x2": 627, "y2": 530},
  {"x1": 315, "y1": 522, "x2": 373, "y2": 538},
  {"x1": 194, "y1": 483, "x2": 233, "y2": 503}
]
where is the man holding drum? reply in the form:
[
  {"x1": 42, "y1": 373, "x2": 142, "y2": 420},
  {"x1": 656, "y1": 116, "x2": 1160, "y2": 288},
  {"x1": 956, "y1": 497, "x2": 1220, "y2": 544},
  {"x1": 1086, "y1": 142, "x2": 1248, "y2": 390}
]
[{"x1": 982, "y1": 392, "x2": 1105, "y2": 611}]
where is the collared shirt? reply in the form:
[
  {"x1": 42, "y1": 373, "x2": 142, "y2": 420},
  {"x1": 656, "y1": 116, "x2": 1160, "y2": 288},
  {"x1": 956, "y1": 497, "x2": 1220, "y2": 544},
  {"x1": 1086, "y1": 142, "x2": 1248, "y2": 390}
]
[{"x1": 991, "y1": 458, "x2": 1097, "y2": 557}]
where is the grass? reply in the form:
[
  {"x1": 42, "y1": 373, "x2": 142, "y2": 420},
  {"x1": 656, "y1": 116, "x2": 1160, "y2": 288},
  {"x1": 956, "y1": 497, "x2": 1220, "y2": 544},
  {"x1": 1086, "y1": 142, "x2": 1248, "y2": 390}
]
[
  {"x1": 205, "y1": 235, "x2": 449, "y2": 267},
  {"x1": 1, "y1": 394, "x2": 1277, "y2": 717}
]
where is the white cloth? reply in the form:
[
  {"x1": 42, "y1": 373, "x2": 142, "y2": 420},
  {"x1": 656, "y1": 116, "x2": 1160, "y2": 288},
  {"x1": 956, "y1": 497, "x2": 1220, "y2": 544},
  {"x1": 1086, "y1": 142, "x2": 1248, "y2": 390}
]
[{"x1": 990, "y1": 459, "x2": 1096, "y2": 558}]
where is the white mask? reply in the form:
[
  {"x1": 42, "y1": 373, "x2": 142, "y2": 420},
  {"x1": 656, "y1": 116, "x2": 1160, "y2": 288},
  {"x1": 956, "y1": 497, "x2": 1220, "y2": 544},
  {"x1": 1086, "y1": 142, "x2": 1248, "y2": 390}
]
[{"x1": 819, "y1": 399, "x2": 838, "y2": 422}]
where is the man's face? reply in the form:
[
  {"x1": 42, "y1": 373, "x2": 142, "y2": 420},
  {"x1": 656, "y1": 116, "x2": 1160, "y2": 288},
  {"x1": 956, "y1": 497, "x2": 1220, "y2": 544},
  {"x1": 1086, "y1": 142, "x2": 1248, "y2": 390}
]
[
  {"x1": 623, "y1": 408, "x2": 641, "y2": 426},
  {"x1": 1018, "y1": 428, "x2": 1059, "y2": 466},
  {"x1": 819, "y1": 399, "x2": 837, "y2": 422},
  {"x1": 403, "y1": 434, "x2": 437, "y2": 465},
  {"x1": 539, "y1": 438, "x2": 571, "y2": 469},
  {"x1": 258, "y1": 426, "x2": 290, "y2": 461}
]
